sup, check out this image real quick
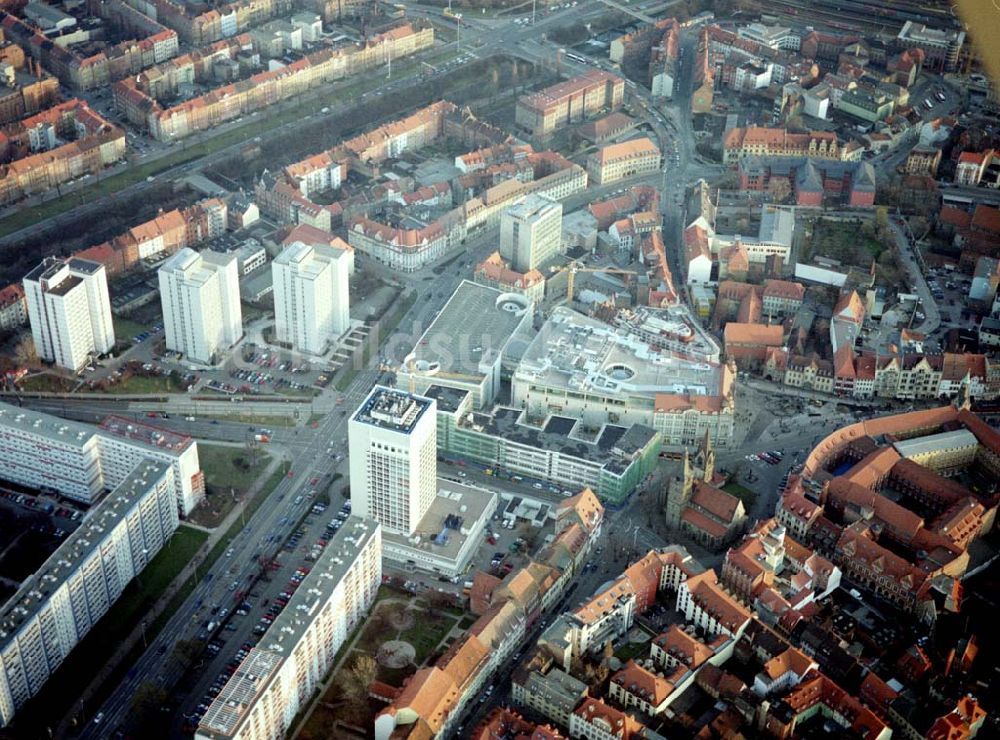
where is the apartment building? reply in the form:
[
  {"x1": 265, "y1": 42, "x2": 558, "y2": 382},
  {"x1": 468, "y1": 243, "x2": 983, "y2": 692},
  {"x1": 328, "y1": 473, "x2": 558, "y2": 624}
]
[
  {"x1": 158, "y1": 248, "x2": 243, "y2": 364},
  {"x1": 473, "y1": 251, "x2": 546, "y2": 304},
  {"x1": 675, "y1": 570, "x2": 752, "y2": 638},
  {"x1": 142, "y1": 25, "x2": 432, "y2": 140},
  {"x1": 586, "y1": 137, "x2": 661, "y2": 185},
  {"x1": 0, "y1": 461, "x2": 178, "y2": 726},
  {"x1": 272, "y1": 241, "x2": 350, "y2": 355},
  {"x1": 515, "y1": 71, "x2": 624, "y2": 137},
  {"x1": 500, "y1": 194, "x2": 563, "y2": 272},
  {"x1": 348, "y1": 387, "x2": 437, "y2": 537},
  {"x1": 197, "y1": 517, "x2": 381, "y2": 740},
  {"x1": 23, "y1": 257, "x2": 114, "y2": 372},
  {"x1": 0, "y1": 99, "x2": 125, "y2": 204},
  {"x1": 511, "y1": 667, "x2": 588, "y2": 728},
  {"x1": 375, "y1": 491, "x2": 604, "y2": 739},
  {"x1": 0, "y1": 284, "x2": 27, "y2": 330},
  {"x1": 0, "y1": 402, "x2": 203, "y2": 514}
]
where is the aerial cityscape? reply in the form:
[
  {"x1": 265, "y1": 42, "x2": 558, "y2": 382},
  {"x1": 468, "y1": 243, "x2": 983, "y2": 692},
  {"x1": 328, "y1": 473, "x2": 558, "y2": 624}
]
[{"x1": 0, "y1": 0, "x2": 992, "y2": 738}]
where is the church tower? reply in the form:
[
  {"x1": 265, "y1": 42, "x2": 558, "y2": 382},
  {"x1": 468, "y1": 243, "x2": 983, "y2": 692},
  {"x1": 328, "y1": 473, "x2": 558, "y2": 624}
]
[
  {"x1": 694, "y1": 430, "x2": 716, "y2": 483},
  {"x1": 665, "y1": 450, "x2": 695, "y2": 529}
]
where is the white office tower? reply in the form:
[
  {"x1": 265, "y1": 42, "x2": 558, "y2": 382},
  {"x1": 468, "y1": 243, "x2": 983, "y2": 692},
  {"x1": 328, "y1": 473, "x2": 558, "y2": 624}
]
[
  {"x1": 197, "y1": 517, "x2": 380, "y2": 740},
  {"x1": 0, "y1": 461, "x2": 178, "y2": 727},
  {"x1": 23, "y1": 257, "x2": 115, "y2": 371},
  {"x1": 349, "y1": 387, "x2": 437, "y2": 536},
  {"x1": 158, "y1": 248, "x2": 242, "y2": 365},
  {"x1": 499, "y1": 194, "x2": 563, "y2": 272},
  {"x1": 272, "y1": 241, "x2": 350, "y2": 355}
]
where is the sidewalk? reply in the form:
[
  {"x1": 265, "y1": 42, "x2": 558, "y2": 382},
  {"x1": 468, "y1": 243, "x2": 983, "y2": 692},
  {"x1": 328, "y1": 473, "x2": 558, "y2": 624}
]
[{"x1": 57, "y1": 452, "x2": 285, "y2": 737}]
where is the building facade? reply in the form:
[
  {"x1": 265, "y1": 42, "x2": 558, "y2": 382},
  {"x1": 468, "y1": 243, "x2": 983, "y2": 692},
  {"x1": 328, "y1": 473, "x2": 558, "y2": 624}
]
[
  {"x1": 349, "y1": 387, "x2": 437, "y2": 537},
  {"x1": 158, "y1": 248, "x2": 243, "y2": 364},
  {"x1": 197, "y1": 517, "x2": 381, "y2": 740},
  {"x1": 272, "y1": 241, "x2": 350, "y2": 355},
  {"x1": 0, "y1": 461, "x2": 178, "y2": 726},
  {"x1": 500, "y1": 194, "x2": 563, "y2": 272},
  {"x1": 23, "y1": 257, "x2": 115, "y2": 371}
]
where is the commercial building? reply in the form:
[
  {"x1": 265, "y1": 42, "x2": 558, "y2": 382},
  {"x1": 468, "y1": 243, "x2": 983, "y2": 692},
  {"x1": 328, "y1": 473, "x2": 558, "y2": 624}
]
[
  {"x1": 515, "y1": 70, "x2": 625, "y2": 138},
  {"x1": 737, "y1": 156, "x2": 876, "y2": 208},
  {"x1": 381, "y1": 477, "x2": 496, "y2": 578},
  {"x1": 158, "y1": 248, "x2": 243, "y2": 364},
  {"x1": 428, "y1": 385, "x2": 660, "y2": 505},
  {"x1": 0, "y1": 402, "x2": 204, "y2": 514},
  {"x1": 23, "y1": 257, "x2": 115, "y2": 371},
  {"x1": 349, "y1": 387, "x2": 437, "y2": 537},
  {"x1": 896, "y1": 21, "x2": 964, "y2": 71},
  {"x1": 272, "y1": 241, "x2": 350, "y2": 355},
  {"x1": 500, "y1": 194, "x2": 563, "y2": 272},
  {"x1": 399, "y1": 281, "x2": 534, "y2": 409},
  {"x1": 514, "y1": 307, "x2": 736, "y2": 447},
  {"x1": 0, "y1": 461, "x2": 179, "y2": 727},
  {"x1": 723, "y1": 127, "x2": 846, "y2": 165},
  {"x1": 197, "y1": 517, "x2": 381, "y2": 740},
  {"x1": 586, "y1": 137, "x2": 661, "y2": 185}
]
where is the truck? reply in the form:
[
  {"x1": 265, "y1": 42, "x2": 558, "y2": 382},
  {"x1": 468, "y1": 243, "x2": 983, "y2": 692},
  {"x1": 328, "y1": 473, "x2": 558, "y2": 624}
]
[{"x1": 254, "y1": 434, "x2": 270, "y2": 443}]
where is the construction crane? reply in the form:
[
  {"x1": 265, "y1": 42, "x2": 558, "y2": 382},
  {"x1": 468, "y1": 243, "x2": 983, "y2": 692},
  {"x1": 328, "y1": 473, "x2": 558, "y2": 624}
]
[{"x1": 550, "y1": 264, "x2": 639, "y2": 304}]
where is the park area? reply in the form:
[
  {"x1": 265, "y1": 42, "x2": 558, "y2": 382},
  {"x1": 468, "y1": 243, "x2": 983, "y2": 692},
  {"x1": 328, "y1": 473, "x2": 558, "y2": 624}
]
[
  {"x1": 800, "y1": 212, "x2": 903, "y2": 286},
  {"x1": 187, "y1": 444, "x2": 273, "y2": 528},
  {"x1": 298, "y1": 590, "x2": 464, "y2": 739}
]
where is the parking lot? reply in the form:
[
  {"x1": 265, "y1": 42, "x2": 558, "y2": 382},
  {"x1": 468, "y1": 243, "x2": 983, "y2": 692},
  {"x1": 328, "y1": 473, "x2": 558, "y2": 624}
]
[{"x1": 179, "y1": 496, "x2": 353, "y2": 732}]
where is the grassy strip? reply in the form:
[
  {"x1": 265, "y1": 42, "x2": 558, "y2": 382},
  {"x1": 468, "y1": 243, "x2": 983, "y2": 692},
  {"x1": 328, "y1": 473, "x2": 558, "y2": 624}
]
[
  {"x1": 198, "y1": 444, "x2": 272, "y2": 495},
  {"x1": 12, "y1": 525, "x2": 208, "y2": 735},
  {"x1": 205, "y1": 465, "x2": 288, "y2": 567},
  {"x1": 0, "y1": 48, "x2": 463, "y2": 239}
]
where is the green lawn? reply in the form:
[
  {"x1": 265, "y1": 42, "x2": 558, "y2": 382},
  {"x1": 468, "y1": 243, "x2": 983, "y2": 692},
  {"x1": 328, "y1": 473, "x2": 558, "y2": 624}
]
[
  {"x1": 11, "y1": 525, "x2": 207, "y2": 735},
  {"x1": 100, "y1": 373, "x2": 186, "y2": 394},
  {"x1": 400, "y1": 613, "x2": 458, "y2": 665},
  {"x1": 112, "y1": 316, "x2": 154, "y2": 342},
  {"x1": 18, "y1": 372, "x2": 76, "y2": 393},
  {"x1": 723, "y1": 483, "x2": 757, "y2": 509},
  {"x1": 615, "y1": 640, "x2": 651, "y2": 663},
  {"x1": 198, "y1": 444, "x2": 272, "y2": 495}
]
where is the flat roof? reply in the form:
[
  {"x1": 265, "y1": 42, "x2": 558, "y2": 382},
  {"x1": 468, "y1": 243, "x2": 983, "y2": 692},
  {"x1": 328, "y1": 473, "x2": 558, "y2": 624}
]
[
  {"x1": 0, "y1": 460, "x2": 171, "y2": 642},
  {"x1": 383, "y1": 479, "x2": 495, "y2": 563},
  {"x1": 352, "y1": 386, "x2": 434, "y2": 435},
  {"x1": 893, "y1": 429, "x2": 979, "y2": 458},
  {"x1": 198, "y1": 516, "x2": 380, "y2": 738},
  {"x1": 422, "y1": 385, "x2": 470, "y2": 414},
  {"x1": 406, "y1": 281, "x2": 531, "y2": 381},
  {"x1": 0, "y1": 402, "x2": 99, "y2": 448},
  {"x1": 100, "y1": 416, "x2": 193, "y2": 453},
  {"x1": 458, "y1": 405, "x2": 658, "y2": 475},
  {"x1": 515, "y1": 307, "x2": 724, "y2": 399}
]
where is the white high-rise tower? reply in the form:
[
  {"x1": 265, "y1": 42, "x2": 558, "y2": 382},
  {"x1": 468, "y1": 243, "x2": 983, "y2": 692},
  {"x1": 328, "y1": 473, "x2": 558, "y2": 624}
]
[
  {"x1": 158, "y1": 248, "x2": 242, "y2": 364},
  {"x1": 272, "y1": 241, "x2": 350, "y2": 355},
  {"x1": 348, "y1": 386, "x2": 436, "y2": 536},
  {"x1": 23, "y1": 257, "x2": 115, "y2": 371}
]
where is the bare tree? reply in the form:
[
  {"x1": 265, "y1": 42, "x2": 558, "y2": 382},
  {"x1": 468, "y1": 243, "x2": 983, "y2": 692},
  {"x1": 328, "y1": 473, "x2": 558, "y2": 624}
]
[
  {"x1": 14, "y1": 335, "x2": 38, "y2": 368},
  {"x1": 339, "y1": 654, "x2": 378, "y2": 702}
]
